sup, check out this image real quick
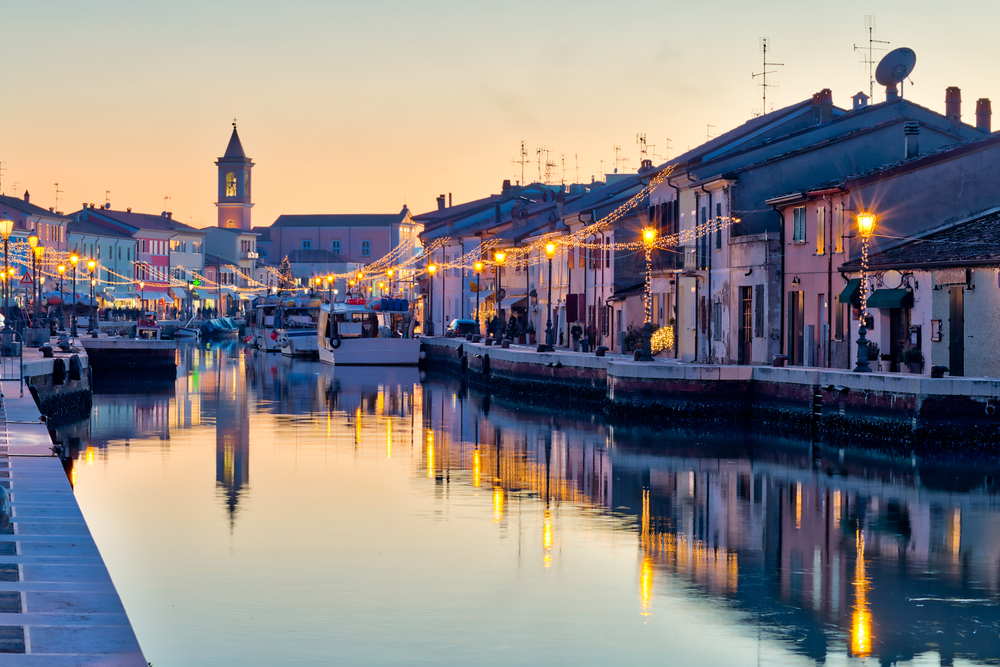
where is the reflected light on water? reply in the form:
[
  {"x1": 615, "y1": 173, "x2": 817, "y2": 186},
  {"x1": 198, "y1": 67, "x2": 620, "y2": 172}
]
[
  {"x1": 426, "y1": 429, "x2": 434, "y2": 478},
  {"x1": 472, "y1": 449, "x2": 481, "y2": 488},
  {"x1": 851, "y1": 528, "x2": 872, "y2": 658},
  {"x1": 640, "y1": 556, "x2": 654, "y2": 616},
  {"x1": 492, "y1": 484, "x2": 504, "y2": 523},
  {"x1": 86, "y1": 446, "x2": 95, "y2": 465}
]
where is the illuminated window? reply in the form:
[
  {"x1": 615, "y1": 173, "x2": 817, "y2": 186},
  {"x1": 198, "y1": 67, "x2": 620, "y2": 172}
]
[
  {"x1": 361, "y1": 240, "x2": 370, "y2": 256},
  {"x1": 226, "y1": 172, "x2": 237, "y2": 197},
  {"x1": 226, "y1": 219, "x2": 235, "y2": 228},
  {"x1": 244, "y1": 172, "x2": 250, "y2": 197},
  {"x1": 332, "y1": 240, "x2": 341, "y2": 254},
  {"x1": 302, "y1": 239, "x2": 311, "y2": 250}
]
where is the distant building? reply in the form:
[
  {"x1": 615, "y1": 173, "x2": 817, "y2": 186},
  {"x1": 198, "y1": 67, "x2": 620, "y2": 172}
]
[{"x1": 267, "y1": 210, "x2": 417, "y2": 266}]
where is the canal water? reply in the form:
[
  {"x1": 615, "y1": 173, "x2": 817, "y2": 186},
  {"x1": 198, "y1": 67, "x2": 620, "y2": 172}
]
[{"x1": 55, "y1": 342, "x2": 1000, "y2": 666}]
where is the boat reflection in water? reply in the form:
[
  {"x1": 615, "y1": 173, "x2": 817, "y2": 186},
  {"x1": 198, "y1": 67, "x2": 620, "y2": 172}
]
[{"x1": 58, "y1": 343, "x2": 1000, "y2": 666}]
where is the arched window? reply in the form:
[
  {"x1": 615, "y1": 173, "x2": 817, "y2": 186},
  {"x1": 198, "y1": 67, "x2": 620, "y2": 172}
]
[
  {"x1": 226, "y1": 219, "x2": 236, "y2": 228},
  {"x1": 259, "y1": 249, "x2": 267, "y2": 258},
  {"x1": 244, "y1": 172, "x2": 250, "y2": 197},
  {"x1": 302, "y1": 239, "x2": 312, "y2": 250},
  {"x1": 226, "y1": 172, "x2": 237, "y2": 197},
  {"x1": 361, "y1": 240, "x2": 370, "y2": 257},
  {"x1": 332, "y1": 240, "x2": 341, "y2": 254}
]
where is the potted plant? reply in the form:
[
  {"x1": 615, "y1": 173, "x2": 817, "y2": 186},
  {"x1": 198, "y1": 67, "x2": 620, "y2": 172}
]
[{"x1": 899, "y1": 346, "x2": 924, "y2": 374}]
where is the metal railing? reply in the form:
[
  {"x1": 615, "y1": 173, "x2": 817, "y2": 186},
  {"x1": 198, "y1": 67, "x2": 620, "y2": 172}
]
[
  {"x1": 0, "y1": 330, "x2": 23, "y2": 397},
  {"x1": 683, "y1": 246, "x2": 698, "y2": 272}
]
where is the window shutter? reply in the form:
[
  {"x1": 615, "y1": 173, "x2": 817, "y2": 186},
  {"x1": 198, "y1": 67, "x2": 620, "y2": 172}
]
[{"x1": 754, "y1": 284, "x2": 764, "y2": 337}]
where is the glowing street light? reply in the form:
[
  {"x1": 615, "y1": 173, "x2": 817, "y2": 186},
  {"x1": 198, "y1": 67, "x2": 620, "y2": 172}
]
[
  {"x1": 57, "y1": 264, "x2": 66, "y2": 330},
  {"x1": 494, "y1": 251, "x2": 506, "y2": 339},
  {"x1": 473, "y1": 261, "x2": 483, "y2": 330},
  {"x1": 0, "y1": 216, "x2": 13, "y2": 328},
  {"x1": 539, "y1": 242, "x2": 557, "y2": 352},
  {"x1": 639, "y1": 227, "x2": 657, "y2": 361},
  {"x1": 854, "y1": 212, "x2": 876, "y2": 373},
  {"x1": 427, "y1": 264, "x2": 437, "y2": 336},
  {"x1": 70, "y1": 252, "x2": 79, "y2": 337}
]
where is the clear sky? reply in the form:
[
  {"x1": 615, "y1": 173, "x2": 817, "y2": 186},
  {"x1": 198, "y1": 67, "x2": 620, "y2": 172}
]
[{"x1": 2, "y1": 0, "x2": 997, "y2": 229}]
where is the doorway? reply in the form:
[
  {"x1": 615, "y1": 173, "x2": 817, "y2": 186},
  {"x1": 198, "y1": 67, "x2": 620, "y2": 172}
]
[
  {"x1": 739, "y1": 286, "x2": 752, "y2": 364},
  {"x1": 949, "y1": 288, "x2": 964, "y2": 376}
]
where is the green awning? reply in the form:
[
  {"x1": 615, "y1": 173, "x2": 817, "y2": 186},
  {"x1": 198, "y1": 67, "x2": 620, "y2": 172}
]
[
  {"x1": 866, "y1": 288, "x2": 913, "y2": 309},
  {"x1": 838, "y1": 278, "x2": 861, "y2": 305}
]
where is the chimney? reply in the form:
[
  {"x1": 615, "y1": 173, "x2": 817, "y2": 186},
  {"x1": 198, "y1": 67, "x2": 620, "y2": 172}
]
[
  {"x1": 946, "y1": 87, "x2": 962, "y2": 130},
  {"x1": 502, "y1": 179, "x2": 511, "y2": 195},
  {"x1": 852, "y1": 91, "x2": 869, "y2": 111},
  {"x1": 127, "y1": 207, "x2": 132, "y2": 213},
  {"x1": 977, "y1": 98, "x2": 992, "y2": 132},
  {"x1": 448, "y1": 193, "x2": 452, "y2": 207},
  {"x1": 494, "y1": 202, "x2": 501, "y2": 222},
  {"x1": 819, "y1": 88, "x2": 834, "y2": 122},
  {"x1": 22, "y1": 191, "x2": 29, "y2": 204},
  {"x1": 904, "y1": 121, "x2": 920, "y2": 159},
  {"x1": 811, "y1": 91, "x2": 822, "y2": 123},
  {"x1": 436, "y1": 194, "x2": 446, "y2": 211}
]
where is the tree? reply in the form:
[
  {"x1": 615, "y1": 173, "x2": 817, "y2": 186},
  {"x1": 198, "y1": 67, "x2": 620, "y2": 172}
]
[{"x1": 278, "y1": 256, "x2": 295, "y2": 291}]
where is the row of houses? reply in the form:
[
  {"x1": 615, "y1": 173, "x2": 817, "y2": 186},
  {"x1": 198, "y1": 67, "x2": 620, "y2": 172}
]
[{"x1": 417, "y1": 85, "x2": 1000, "y2": 376}]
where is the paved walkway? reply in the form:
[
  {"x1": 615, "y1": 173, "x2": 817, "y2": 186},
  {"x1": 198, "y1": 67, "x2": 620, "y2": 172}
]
[{"x1": 0, "y1": 389, "x2": 145, "y2": 664}]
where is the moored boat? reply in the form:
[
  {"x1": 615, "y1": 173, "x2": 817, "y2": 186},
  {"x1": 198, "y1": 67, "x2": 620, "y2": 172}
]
[
  {"x1": 275, "y1": 297, "x2": 322, "y2": 358},
  {"x1": 201, "y1": 317, "x2": 240, "y2": 339},
  {"x1": 317, "y1": 298, "x2": 420, "y2": 366}
]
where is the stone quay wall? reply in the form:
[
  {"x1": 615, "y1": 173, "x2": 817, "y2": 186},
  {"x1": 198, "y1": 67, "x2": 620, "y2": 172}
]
[{"x1": 422, "y1": 338, "x2": 1000, "y2": 452}]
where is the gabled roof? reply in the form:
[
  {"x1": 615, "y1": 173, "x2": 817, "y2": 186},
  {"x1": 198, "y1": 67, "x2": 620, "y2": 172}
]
[
  {"x1": 81, "y1": 208, "x2": 204, "y2": 235},
  {"x1": 271, "y1": 211, "x2": 407, "y2": 228},
  {"x1": 841, "y1": 210, "x2": 1000, "y2": 270},
  {"x1": 66, "y1": 217, "x2": 134, "y2": 239},
  {"x1": 0, "y1": 194, "x2": 71, "y2": 220},
  {"x1": 223, "y1": 127, "x2": 246, "y2": 159}
]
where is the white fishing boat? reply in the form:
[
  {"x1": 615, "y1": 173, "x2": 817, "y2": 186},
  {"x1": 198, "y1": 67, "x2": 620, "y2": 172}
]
[
  {"x1": 249, "y1": 296, "x2": 282, "y2": 352},
  {"x1": 176, "y1": 317, "x2": 201, "y2": 338},
  {"x1": 317, "y1": 298, "x2": 420, "y2": 366},
  {"x1": 275, "y1": 297, "x2": 322, "y2": 358}
]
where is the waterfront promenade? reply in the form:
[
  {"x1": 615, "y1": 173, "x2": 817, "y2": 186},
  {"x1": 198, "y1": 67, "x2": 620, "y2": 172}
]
[
  {"x1": 0, "y1": 366, "x2": 145, "y2": 663},
  {"x1": 423, "y1": 336, "x2": 1000, "y2": 446}
]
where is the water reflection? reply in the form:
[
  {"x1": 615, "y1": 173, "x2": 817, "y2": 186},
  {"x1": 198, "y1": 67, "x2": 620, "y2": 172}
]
[{"x1": 56, "y1": 344, "x2": 1000, "y2": 666}]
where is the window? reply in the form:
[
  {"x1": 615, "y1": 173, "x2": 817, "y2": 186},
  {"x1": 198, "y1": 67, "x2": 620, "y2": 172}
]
[
  {"x1": 118, "y1": 248, "x2": 121, "y2": 260},
  {"x1": 834, "y1": 205, "x2": 844, "y2": 253},
  {"x1": 716, "y1": 203, "x2": 723, "y2": 250},
  {"x1": 605, "y1": 238, "x2": 610, "y2": 268},
  {"x1": 244, "y1": 172, "x2": 250, "y2": 197},
  {"x1": 816, "y1": 206, "x2": 826, "y2": 255},
  {"x1": 226, "y1": 172, "x2": 237, "y2": 197},
  {"x1": 754, "y1": 284, "x2": 764, "y2": 337},
  {"x1": 568, "y1": 245, "x2": 574, "y2": 269},
  {"x1": 332, "y1": 240, "x2": 341, "y2": 254},
  {"x1": 302, "y1": 239, "x2": 311, "y2": 250},
  {"x1": 792, "y1": 206, "x2": 807, "y2": 243},
  {"x1": 361, "y1": 240, "x2": 370, "y2": 257},
  {"x1": 259, "y1": 248, "x2": 268, "y2": 258},
  {"x1": 699, "y1": 207, "x2": 708, "y2": 269},
  {"x1": 226, "y1": 219, "x2": 235, "y2": 228}
]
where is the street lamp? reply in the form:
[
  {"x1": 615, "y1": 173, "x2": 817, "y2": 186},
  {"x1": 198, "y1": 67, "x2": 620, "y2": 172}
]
[
  {"x1": 57, "y1": 264, "x2": 66, "y2": 330},
  {"x1": 70, "y1": 252, "x2": 79, "y2": 337},
  {"x1": 639, "y1": 227, "x2": 657, "y2": 361},
  {"x1": 387, "y1": 269, "x2": 394, "y2": 296},
  {"x1": 0, "y1": 216, "x2": 13, "y2": 329},
  {"x1": 33, "y1": 244, "x2": 45, "y2": 330},
  {"x1": 139, "y1": 280, "x2": 145, "y2": 309},
  {"x1": 27, "y1": 231, "x2": 38, "y2": 324},
  {"x1": 326, "y1": 274, "x2": 333, "y2": 302},
  {"x1": 540, "y1": 242, "x2": 556, "y2": 352},
  {"x1": 427, "y1": 264, "x2": 436, "y2": 335},
  {"x1": 494, "y1": 250, "x2": 506, "y2": 339},
  {"x1": 854, "y1": 212, "x2": 876, "y2": 373},
  {"x1": 87, "y1": 259, "x2": 96, "y2": 334},
  {"x1": 473, "y1": 261, "x2": 483, "y2": 332}
]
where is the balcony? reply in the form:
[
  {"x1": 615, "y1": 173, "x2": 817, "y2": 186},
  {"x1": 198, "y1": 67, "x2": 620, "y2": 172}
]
[
  {"x1": 683, "y1": 246, "x2": 698, "y2": 272},
  {"x1": 241, "y1": 251, "x2": 259, "y2": 260}
]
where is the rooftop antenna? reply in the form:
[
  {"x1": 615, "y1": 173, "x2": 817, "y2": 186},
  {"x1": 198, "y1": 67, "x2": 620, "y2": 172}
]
[
  {"x1": 0, "y1": 162, "x2": 6, "y2": 193},
  {"x1": 875, "y1": 47, "x2": 916, "y2": 102},
  {"x1": 105, "y1": 190, "x2": 111, "y2": 206},
  {"x1": 10, "y1": 182, "x2": 19, "y2": 198},
  {"x1": 574, "y1": 153, "x2": 579, "y2": 183},
  {"x1": 511, "y1": 141, "x2": 529, "y2": 185},
  {"x1": 636, "y1": 133, "x2": 647, "y2": 164},
  {"x1": 707, "y1": 124, "x2": 716, "y2": 140},
  {"x1": 752, "y1": 37, "x2": 784, "y2": 116},
  {"x1": 163, "y1": 195, "x2": 171, "y2": 211},
  {"x1": 54, "y1": 182, "x2": 63, "y2": 212},
  {"x1": 613, "y1": 145, "x2": 622, "y2": 173},
  {"x1": 560, "y1": 154, "x2": 566, "y2": 185},
  {"x1": 854, "y1": 16, "x2": 890, "y2": 100}
]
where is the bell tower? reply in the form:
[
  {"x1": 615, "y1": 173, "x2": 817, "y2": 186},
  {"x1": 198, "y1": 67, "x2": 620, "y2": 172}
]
[{"x1": 215, "y1": 120, "x2": 254, "y2": 230}]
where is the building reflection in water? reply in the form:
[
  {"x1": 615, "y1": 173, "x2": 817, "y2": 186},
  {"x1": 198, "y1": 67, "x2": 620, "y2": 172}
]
[{"x1": 60, "y1": 344, "x2": 1000, "y2": 666}]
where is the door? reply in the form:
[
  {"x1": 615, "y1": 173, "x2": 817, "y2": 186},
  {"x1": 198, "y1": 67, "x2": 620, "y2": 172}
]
[
  {"x1": 787, "y1": 291, "x2": 804, "y2": 365},
  {"x1": 949, "y1": 288, "x2": 964, "y2": 376},
  {"x1": 739, "y1": 287, "x2": 752, "y2": 364}
]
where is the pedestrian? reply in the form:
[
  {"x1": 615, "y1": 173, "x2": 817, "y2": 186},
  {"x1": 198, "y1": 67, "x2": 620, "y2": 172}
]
[{"x1": 571, "y1": 321, "x2": 582, "y2": 351}]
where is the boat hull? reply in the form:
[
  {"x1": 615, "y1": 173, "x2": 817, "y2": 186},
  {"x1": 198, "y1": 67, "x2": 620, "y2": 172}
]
[
  {"x1": 318, "y1": 337, "x2": 421, "y2": 366},
  {"x1": 280, "y1": 330, "x2": 318, "y2": 358}
]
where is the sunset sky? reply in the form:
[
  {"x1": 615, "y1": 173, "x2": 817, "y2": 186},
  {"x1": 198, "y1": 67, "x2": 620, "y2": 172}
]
[{"x1": 2, "y1": 0, "x2": 996, "y2": 229}]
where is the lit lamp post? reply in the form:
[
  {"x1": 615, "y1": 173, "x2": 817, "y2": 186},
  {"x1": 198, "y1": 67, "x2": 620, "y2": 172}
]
[
  {"x1": 70, "y1": 252, "x2": 79, "y2": 337},
  {"x1": 854, "y1": 212, "x2": 876, "y2": 373},
  {"x1": 494, "y1": 250, "x2": 506, "y2": 339},
  {"x1": 386, "y1": 269, "x2": 394, "y2": 296},
  {"x1": 540, "y1": 243, "x2": 556, "y2": 352},
  {"x1": 27, "y1": 231, "x2": 38, "y2": 323},
  {"x1": 473, "y1": 261, "x2": 483, "y2": 332},
  {"x1": 87, "y1": 259, "x2": 96, "y2": 334},
  {"x1": 33, "y1": 244, "x2": 45, "y2": 331},
  {"x1": 139, "y1": 281, "x2": 145, "y2": 309},
  {"x1": 0, "y1": 217, "x2": 12, "y2": 329},
  {"x1": 639, "y1": 227, "x2": 657, "y2": 361},
  {"x1": 427, "y1": 264, "x2": 436, "y2": 335},
  {"x1": 57, "y1": 264, "x2": 66, "y2": 331},
  {"x1": 357, "y1": 272, "x2": 364, "y2": 299},
  {"x1": 326, "y1": 274, "x2": 333, "y2": 302}
]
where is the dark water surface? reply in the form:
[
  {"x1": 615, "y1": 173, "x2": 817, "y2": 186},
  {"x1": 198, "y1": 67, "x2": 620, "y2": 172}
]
[{"x1": 55, "y1": 342, "x2": 1000, "y2": 666}]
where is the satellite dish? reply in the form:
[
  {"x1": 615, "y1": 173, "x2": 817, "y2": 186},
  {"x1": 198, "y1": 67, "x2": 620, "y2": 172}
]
[{"x1": 876, "y1": 48, "x2": 916, "y2": 86}]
